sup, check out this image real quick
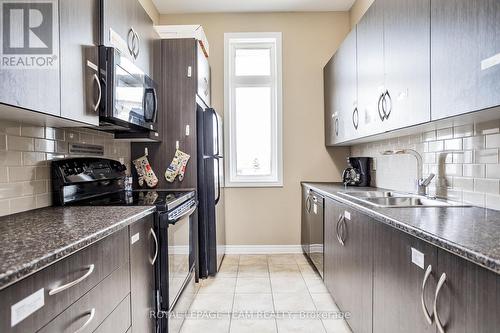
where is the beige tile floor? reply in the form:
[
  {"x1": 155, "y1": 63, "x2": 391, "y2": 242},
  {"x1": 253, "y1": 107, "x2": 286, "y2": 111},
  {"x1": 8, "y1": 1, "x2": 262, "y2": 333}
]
[{"x1": 179, "y1": 254, "x2": 352, "y2": 333}]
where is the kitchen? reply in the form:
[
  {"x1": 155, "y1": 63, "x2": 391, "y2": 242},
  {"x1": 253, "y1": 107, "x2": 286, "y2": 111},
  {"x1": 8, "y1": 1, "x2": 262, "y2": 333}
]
[{"x1": 0, "y1": 0, "x2": 499, "y2": 332}]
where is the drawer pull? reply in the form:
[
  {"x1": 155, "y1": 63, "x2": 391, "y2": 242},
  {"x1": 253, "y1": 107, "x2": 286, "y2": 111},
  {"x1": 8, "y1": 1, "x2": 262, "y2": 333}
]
[
  {"x1": 49, "y1": 264, "x2": 95, "y2": 296},
  {"x1": 421, "y1": 265, "x2": 433, "y2": 325},
  {"x1": 74, "y1": 308, "x2": 95, "y2": 333},
  {"x1": 150, "y1": 228, "x2": 158, "y2": 265}
]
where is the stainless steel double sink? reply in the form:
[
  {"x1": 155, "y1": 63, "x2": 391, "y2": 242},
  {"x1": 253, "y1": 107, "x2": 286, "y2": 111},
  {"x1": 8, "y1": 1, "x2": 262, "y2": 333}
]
[{"x1": 338, "y1": 191, "x2": 468, "y2": 208}]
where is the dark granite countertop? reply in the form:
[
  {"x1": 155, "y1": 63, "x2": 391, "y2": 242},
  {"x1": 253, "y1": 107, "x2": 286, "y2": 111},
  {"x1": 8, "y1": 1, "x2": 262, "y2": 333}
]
[
  {"x1": 302, "y1": 182, "x2": 500, "y2": 275},
  {"x1": 0, "y1": 206, "x2": 155, "y2": 291}
]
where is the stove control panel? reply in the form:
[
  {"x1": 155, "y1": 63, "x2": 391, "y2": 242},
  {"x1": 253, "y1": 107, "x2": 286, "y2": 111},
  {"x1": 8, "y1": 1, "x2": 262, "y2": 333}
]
[{"x1": 52, "y1": 158, "x2": 127, "y2": 182}]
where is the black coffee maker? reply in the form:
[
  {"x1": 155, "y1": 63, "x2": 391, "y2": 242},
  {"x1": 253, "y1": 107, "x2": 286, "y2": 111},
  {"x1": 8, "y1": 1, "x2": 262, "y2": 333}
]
[{"x1": 342, "y1": 157, "x2": 371, "y2": 187}]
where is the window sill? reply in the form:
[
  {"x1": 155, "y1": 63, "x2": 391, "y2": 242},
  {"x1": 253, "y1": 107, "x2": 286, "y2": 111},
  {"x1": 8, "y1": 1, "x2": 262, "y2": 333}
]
[{"x1": 224, "y1": 181, "x2": 284, "y2": 188}]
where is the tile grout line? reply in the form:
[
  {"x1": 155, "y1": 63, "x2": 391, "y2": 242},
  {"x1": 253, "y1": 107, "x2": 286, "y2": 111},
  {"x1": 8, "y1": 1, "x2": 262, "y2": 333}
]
[
  {"x1": 267, "y1": 254, "x2": 279, "y2": 333},
  {"x1": 228, "y1": 255, "x2": 240, "y2": 333}
]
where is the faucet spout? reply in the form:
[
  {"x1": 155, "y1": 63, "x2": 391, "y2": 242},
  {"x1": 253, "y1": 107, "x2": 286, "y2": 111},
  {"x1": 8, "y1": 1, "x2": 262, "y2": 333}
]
[{"x1": 380, "y1": 148, "x2": 433, "y2": 196}]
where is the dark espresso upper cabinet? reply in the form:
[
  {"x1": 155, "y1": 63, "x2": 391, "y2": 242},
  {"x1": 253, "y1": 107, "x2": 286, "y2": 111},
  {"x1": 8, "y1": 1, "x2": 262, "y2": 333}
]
[
  {"x1": 356, "y1": 0, "x2": 385, "y2": 138},
  {"x1": 60, "y1": 0, "x2": 100, "y2": 126},
  {"x1": 431, "y1": 0, "x2": 500, "y2": 120},
  {"x1": 101, "y1": 0, "x2": 157, "y2": 75},
  {"x1": 382, "y1": 0, "x2": 430, "y2": 131}
]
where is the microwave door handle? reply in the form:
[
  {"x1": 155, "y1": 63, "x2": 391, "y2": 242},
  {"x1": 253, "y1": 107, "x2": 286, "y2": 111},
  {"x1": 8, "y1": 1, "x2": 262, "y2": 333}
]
[
  {"x1": 152, "y1": 87, "x2": 158, "y2": 123},
  {"x1": 215, "y1": 157, "x2": 221, "y2": 205},
  {"x1": 143, "y1": 88, "x2": 157, "y2": 122}
]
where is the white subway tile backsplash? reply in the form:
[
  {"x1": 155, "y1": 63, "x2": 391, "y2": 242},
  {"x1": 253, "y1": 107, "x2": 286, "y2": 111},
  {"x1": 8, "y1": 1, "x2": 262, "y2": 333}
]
[
  {"x1": 453, "y1": 124, "x2": 474, "y2": 138},
  {"x1": 485, "y1": 133, "x2": 500, "y2": 148},
  {"x1": 34, "y1": 138, "x2": 55, "y2": 153},
  {"x1": 0, "y1": 120, "x2": 131, "y2": 217},
  {"x1": 21, "y1": 126, "x2": 45, "y2": 138},
  {"x1": 486, "y1": 165, "x2": 500, "y2": 178},
  {"x1": 475, "y1": 120, "x2": 500, "y2": 135},
  {"x1": 8, "y1": 166, "x2": 36, "y2": 182},
  {"x1": 352, "y1": 118, "x2": 500, "y2": 210},
  {"x1": 7, "y1": 135, "x2": 34, "y2": 151},
  {"x1": 463, "y1": 164, "x2": 485, "y2": 178},
  {"x1": 474, "y1": 178, "x2": 500, "y2": 195},
  {"x1": 444, "y1": 138, "x2": 463, "y2": 151},
  {"x1": 463, "y1": 136, "x2": 485, "y2": 150},
  {"x1": 453, "y1": 177, "x2": 474, "y2": 192},
  {"x1": 463, "y1": 191, "x2": 486, "y2": 208},
  {"x1": 474, "y1": 149, "x2": 498, "y2": 164},
  {"x1": 436, "y1": 128, "x2": 453, "y2": 140},
  {"x1": 428, "y1": 141, "x2": 444, "y2": 152}
]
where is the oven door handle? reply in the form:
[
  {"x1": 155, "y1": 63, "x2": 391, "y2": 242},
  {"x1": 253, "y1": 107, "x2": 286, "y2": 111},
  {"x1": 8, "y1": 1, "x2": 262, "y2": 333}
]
[{"x1": 168, "y1": 203, "x2": 197, "y2": 225}]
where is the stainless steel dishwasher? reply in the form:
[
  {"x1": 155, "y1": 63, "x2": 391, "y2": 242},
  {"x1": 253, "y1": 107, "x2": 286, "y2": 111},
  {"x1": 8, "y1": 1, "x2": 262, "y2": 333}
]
[{"x1": 301, "y1": 187, "x2": 324, "y2": 277}]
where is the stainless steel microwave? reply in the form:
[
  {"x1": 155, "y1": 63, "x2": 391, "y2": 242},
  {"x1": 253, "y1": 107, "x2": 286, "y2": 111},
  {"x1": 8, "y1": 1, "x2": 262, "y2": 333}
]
[{"x1": 97, "y1": 46, "x2": 158, "y2": 132}]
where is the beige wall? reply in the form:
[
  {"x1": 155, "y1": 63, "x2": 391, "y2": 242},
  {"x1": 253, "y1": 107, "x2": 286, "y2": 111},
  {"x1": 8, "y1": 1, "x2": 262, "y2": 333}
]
[
  {"x1": 159, "y1": 12, "x2": 350, "y2": 245},
  {"x1": 349, "y1": 0, "x2": 374, "y2": 28},
  {"x1": 139, "y1": 0, "x2": 160, "y2": 24}
]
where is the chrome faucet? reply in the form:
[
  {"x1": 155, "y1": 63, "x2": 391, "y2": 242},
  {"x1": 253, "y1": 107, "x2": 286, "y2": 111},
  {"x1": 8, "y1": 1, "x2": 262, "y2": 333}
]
[{"x1": 381, "y1": 149, "x2": 435, "y2": 196}]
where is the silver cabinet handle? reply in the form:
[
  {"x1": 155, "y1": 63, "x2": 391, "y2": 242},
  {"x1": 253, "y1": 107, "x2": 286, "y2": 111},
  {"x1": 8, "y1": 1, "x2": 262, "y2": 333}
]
[
  {"x1": 92, "y1": 74, "x2": 102, "y2": 112},
  {"x1": 49, "y1": 264, "x2": 95, "y2": 296},
  {"x1": 150, "y1": 228, "x2": 158, "y2": 265},
  {"x1": 384, "y1": 90, "x2": 392, "y2": 119},
  {"x1": 378, "y1": 93, "x2": 386, "y2": 121},
  {"x1": 434, "y1": 273, "x2": 447, "y2": 333},
  {"x1": 336, "y1": 214, "x2": 344, "y2": 246},
  {"x1": 306, "y1": 195, "x2": 312, "y2": 213},
  {"x1": 73, "y1": 308, "x2": 95, "y2": 333},
  {"x1": 334, "y1": 118, "x2": 339, "y2": 136},
  {"x1": 352, "y1": 107, "x2": 359, "y2": 130},
  {"x1": 133, "y1": 31, "x2": 140, "y2": 59},
  {"x1": 127, "y1": 28, "x2": 135, "y2": 56},
  {"x1": 421, "y1": 265, "x2": 434, "y2": 325}
]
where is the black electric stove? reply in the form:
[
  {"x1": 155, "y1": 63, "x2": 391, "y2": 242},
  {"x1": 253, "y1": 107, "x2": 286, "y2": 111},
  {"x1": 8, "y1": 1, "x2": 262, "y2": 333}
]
[{"x1": 51, "y1": 157, "x2": 197, "y2": 333}]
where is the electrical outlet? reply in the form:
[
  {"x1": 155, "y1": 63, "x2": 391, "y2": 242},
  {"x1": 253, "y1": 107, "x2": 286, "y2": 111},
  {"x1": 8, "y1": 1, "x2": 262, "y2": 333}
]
[{"x1": 372, "y1": 158, "x2": 377, "y2": 171}]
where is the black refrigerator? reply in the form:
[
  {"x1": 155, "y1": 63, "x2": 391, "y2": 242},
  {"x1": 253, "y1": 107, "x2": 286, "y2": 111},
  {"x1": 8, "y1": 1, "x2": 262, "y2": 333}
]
[{"x1": 197, "y1": 96, "x2": 226, "y2": 278}]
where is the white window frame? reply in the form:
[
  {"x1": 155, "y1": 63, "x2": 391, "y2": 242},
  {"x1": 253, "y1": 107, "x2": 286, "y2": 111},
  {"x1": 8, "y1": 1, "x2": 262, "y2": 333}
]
[{"x1": 224, "y1": 32, "x2": 283, "y2": 188}]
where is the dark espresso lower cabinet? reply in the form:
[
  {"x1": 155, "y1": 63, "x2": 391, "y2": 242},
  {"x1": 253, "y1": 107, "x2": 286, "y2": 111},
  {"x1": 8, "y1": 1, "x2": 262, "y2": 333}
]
[
  {"x1": 434, "y1": 249, "x2": 500, "y2": 333},
  {"x1": 129, "y1": 215, "x2": 157, "y2": 333},
  {"x1": 324, "y1": 198, "x2": 373, "y2": 333},
  {"x1": 322, "y1": 196, "x2": 500, "y2": 333},
  {"x1": 373, "y1": 222, "x2": 437, "y2": 333}
]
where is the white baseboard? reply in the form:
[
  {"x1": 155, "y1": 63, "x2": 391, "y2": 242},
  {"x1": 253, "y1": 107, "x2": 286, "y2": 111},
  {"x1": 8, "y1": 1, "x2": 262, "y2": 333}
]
[{"x1": 224, "y1": 245, "x2": 303, "y2": 254}]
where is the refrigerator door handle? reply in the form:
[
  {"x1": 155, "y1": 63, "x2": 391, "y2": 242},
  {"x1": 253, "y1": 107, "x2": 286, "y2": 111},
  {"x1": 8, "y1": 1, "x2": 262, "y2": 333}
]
[
  {"x1": 208, "y1": 108, "x2": 220, "y2": 156},
  {"x1": 215, "y1": 157, "x2": 221, "y2": 205}
]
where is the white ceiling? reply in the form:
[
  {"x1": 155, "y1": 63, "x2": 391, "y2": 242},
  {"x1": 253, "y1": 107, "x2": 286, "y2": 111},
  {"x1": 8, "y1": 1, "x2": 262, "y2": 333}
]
[{"x1": 153, "y1": 0, "x2": 356, "y2": 14}]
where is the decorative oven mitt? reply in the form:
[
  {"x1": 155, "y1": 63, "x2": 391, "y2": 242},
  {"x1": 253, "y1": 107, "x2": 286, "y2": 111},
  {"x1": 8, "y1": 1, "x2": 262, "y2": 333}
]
[
  {"x1": 133, "y1": 155, "x2": 158, "y2": 188},
  {"x1": 165, "y1": 149, "x2": 191, "y2": 182}
]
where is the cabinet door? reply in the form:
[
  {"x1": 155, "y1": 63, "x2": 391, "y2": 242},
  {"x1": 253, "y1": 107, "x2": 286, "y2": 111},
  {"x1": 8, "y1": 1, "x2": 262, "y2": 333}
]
[
  {"x1": 431, "y1": 0, "x2": 500, "y2": 120},
  {"x1": 323, "y1": 198, "x2": 343, "y2": 301},
  {"x1": 341, "y1": 208, "x2": 373, "y2": 333},
  {"x1": 301, "y1": 186, "x2": 311, "y2": 254},
  {"x1": 382, "y1": 0, "x2": 430, "y2": 130},
  {"x1": 373, "y1": 222, "x2": 437, "y2": 333},
  {"x1": 334, "y1": 29, "x2": 359, "y2": 141},
  {"x1": 60, "y1": 0, "x2": 99, "y2": 125},
  {"x1": 324, "y1": 199, "x2": 373, "y2": 333},
  {"x1": 131, "y1": 0, "x2": 156, "y2": 75},
  {"x1": 129, "y1": 215, "x2": 157, "y2": 333},
  {"x1": 323, "y1": 57, "x2": 342, "y2": 145},
  {"x1": 435, "y1": 249, "x2": 500, "y2": 333},
  {"x1": 0, "y1": 2, "x2": 60, "y2": 116},
  {"x1": 356, "y1": 0, "x2": 385, "y2": 137}
]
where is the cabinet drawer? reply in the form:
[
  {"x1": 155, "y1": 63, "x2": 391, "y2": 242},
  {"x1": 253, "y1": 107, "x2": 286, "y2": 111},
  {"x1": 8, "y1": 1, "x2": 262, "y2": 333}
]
[
  {"x1": 38, "y1": 263, "x2": 130, "y2": 333},
  {"x1": 94, "y1": 294, "x2": 131, "y2": 333},
  {"x1": 0, "y1": 228, "x2": 128, "y2": 333}
]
